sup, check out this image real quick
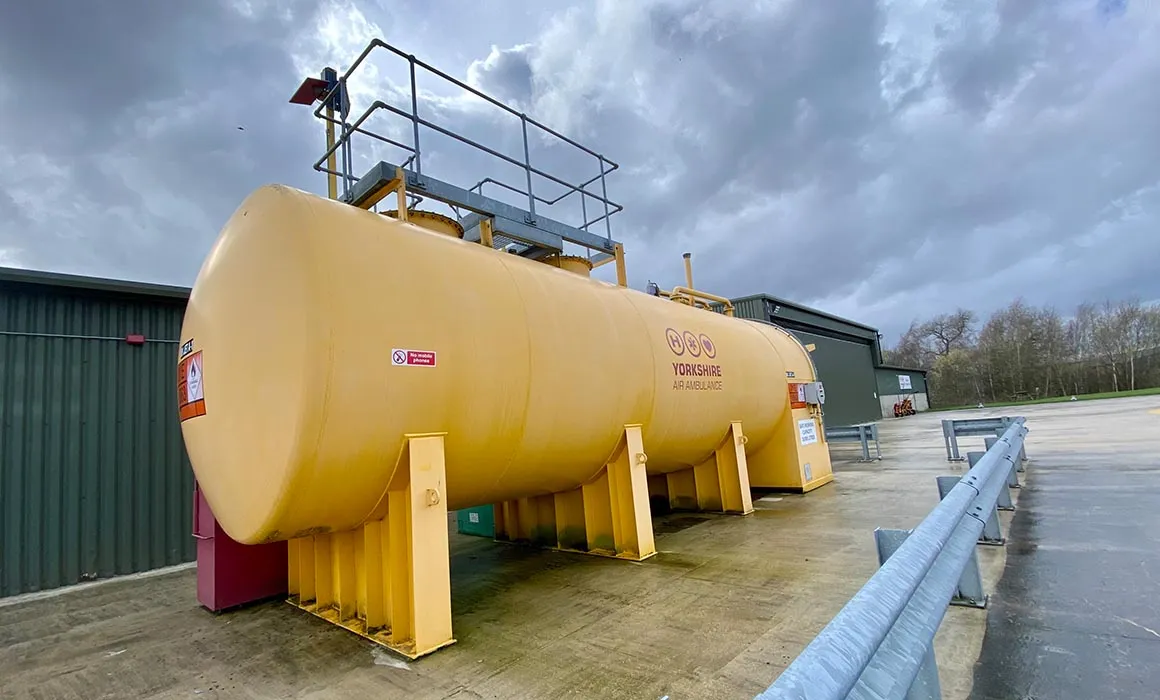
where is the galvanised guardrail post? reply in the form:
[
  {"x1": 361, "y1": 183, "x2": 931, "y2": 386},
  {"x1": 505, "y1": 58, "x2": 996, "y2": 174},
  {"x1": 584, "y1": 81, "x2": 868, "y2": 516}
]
[
  {"x1": 942, "y1": 416, "x2": 1028, "y2": 467},
  {"x1": 756, "y1": 418, "x2": 1029, "y2": 700},
  {"x1": 824, "y1": 424, "x2": 882, "y2": 462},
  {"x1": 940, "y1": 419, "x2": 962, "y2": 461}
]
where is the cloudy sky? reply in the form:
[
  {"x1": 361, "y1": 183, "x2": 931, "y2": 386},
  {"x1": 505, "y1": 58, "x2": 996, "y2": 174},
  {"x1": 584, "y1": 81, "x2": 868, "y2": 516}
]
[{"x1": 0, "y1": 0, "x2": 1155, "y2": 342}]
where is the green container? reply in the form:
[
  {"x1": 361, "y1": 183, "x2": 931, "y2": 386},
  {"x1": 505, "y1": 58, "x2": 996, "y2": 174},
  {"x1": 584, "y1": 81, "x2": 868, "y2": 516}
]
[{"x1": 456, "y1": 505, "x2": 495, "y2": 538}]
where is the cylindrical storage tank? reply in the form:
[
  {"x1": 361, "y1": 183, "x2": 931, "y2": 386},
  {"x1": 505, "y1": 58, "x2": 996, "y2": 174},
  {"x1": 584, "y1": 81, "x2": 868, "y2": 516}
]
[{"x1": 180, "y1": 185, "x2": 804, "y2": 545}]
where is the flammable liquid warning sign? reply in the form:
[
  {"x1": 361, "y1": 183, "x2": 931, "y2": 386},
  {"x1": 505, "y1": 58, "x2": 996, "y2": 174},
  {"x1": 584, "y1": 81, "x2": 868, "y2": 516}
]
[
  {"x1": 788, "y1": 383, "x2": 807, "y2": 409},
  {"x1": 178, "y1": 350, "x2": 207, "y2": 422}
]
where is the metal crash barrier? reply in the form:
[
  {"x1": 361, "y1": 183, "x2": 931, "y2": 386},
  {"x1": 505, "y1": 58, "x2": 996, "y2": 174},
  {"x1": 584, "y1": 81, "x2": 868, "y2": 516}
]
[
  {"x1": 824, "y1": 424, "x2": 882, "y2": 462},
  {"x1": 757, "y1": 418, "x2": 1029, "y2": 700},
  {"x1": 941, "y1": 416, "x2": 1027, "y2": 465}
]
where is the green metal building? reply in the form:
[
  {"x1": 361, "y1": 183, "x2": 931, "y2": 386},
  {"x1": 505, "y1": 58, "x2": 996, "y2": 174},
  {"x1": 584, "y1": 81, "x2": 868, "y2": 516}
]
[
  {"x1": 0, "y1": 267, "x2": 194, "y2": 597},
  {"x1": 874, "y1": 366, "x2": 930, "y2": 416},
  {"x1": 729, "y1": 294, "x2": 929, "y2": 427}
]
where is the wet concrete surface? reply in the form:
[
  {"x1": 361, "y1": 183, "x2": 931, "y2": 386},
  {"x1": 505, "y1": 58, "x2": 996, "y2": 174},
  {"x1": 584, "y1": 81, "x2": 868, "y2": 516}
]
[
  {"x1": 1, "y1": 398, "x2": 1153, "y2": 699},
  {"x1": 966, "y1": 395, "x2": 1160, "y2": 700}
]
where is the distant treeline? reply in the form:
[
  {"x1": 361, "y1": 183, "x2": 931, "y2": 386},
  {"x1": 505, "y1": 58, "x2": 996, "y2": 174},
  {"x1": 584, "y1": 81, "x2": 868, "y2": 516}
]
[{"x1": 884, "y1": 298, "x2": 1160, "y2": 407}]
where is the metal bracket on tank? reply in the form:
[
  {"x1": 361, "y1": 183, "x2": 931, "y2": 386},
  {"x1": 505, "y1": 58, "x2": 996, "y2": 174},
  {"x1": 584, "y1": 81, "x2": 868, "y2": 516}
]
[{"x1": 347, "y1": 161, "x2": 619, "y2": 263}]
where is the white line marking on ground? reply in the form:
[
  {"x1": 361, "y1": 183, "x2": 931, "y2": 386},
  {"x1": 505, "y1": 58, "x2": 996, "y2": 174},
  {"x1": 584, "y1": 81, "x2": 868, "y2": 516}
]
[{"x1": 1116, "y1": 616, "x2": 1160, "y2": 640}]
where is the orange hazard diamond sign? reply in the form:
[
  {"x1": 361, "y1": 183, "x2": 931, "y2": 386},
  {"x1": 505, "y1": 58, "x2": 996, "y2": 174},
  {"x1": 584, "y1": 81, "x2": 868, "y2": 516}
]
[{"x1": 178, "y1": 350, "x2": 207, "y2": 421}]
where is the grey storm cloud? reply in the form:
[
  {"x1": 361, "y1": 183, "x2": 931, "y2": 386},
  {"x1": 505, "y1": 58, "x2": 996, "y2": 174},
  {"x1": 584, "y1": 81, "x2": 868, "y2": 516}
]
[
  {"x1": 0, "y1": 0, "x2": 324, "y2": 281},
  {"x1": 0, "y1": 0, "x2": 1157, "y2": 341},
  {"x1": 466, "y1": 45, "x2": 536, "y2": 109}
]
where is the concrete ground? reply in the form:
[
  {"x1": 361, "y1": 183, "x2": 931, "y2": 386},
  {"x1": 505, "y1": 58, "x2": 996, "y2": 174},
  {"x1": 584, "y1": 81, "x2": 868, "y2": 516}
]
[
  {"x1": 1, "y1": 397, "x2": 1151, "y2": 699},
  {"x1": 965, "y1": 395, "x2": 1160, "y2": 700}
]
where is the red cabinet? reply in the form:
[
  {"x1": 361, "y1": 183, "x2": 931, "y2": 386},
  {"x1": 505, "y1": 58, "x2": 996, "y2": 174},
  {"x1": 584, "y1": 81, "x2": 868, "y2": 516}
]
[{"x1": 193, "y1": 485, "x2": 287, "y2": 611}]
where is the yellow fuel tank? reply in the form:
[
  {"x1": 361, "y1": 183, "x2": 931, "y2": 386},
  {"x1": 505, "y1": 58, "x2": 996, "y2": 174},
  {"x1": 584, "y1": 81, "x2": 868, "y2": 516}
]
[{"x1": 179, "y1": 185, "x2": 829, "y2": 545}]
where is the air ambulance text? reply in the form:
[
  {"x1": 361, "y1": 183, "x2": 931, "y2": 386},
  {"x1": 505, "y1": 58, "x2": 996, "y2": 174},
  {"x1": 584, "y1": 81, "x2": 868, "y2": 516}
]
[{"x1": 672, "y1": 362, "x2": 724, "y2": 391}]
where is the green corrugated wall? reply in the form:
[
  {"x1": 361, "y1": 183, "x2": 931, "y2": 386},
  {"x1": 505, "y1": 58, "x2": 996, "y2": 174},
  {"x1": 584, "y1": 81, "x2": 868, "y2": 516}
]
[
  {"x1": 731, "y1": 297, "x2": 765, "y2": 322},
  {"x1": 730, "y1": 296, "x2": 883, "y2": 427},
  {"x1": 787, "y1": 330, "x2": 881, "y2": 427},
  {"x1": 875, "y1": 368, "x2": 928, "y2": 395},
  {"x1": 0, "y1": 283, "x2": 194, "y2": 597}
]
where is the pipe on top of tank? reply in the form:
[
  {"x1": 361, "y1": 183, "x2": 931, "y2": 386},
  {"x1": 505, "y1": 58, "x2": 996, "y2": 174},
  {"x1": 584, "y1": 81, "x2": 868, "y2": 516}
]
[
  {"x1": 670, "y1": 287, "x2": 735, "y2": 317},
  {"x1": 645, "y1": 253, "x2": 733, "y2": 315}
]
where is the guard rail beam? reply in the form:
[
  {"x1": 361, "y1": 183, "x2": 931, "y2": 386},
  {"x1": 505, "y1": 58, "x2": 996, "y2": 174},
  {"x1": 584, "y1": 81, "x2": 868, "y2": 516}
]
[
  {"x1": 756, "y1": 417, "x2": 1029, "y2": 700},
  {"x1": 824, "y1": 424, "x2": 882, "y2": 462},
  {"x1": 941, "y1": 416, "x2": 1027, "y2": 465}
]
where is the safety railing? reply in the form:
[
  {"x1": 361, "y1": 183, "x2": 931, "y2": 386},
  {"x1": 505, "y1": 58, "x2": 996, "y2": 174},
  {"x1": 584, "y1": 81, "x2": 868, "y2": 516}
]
[
  {"x1": 942, "y1": 416, "x2": 1027, "y2": 464},
  {"x1": 824, "y1": 424, "x2": 882, "y2": 462},
  {"x1": 308, "y1": 39, "x2": 623, "y2": 240},
  {"x1": 757, "y1": 417, "x2": 1029, "y2": 700}
]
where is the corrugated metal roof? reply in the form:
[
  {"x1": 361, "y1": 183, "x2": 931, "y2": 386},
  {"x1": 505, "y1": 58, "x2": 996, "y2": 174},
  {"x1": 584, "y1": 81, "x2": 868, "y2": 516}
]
[
  {"x1": 729, "y1": 293, "x2": 881, "y2": 334},
  {"x1": 0, "y1": 266, "x2": 191, "y2": 301},
  {"x1": 878, "y1": 363, "x2": 929, "y2": 376}
]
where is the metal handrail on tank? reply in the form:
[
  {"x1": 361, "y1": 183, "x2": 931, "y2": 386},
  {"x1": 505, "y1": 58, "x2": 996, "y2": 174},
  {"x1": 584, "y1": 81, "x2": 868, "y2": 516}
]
[
  {"x1": 469, "y1": 170, "x2": 615, "y2": 232},
  {"x1": 307, "y1": 39, "x2": 623, "y2": 242}
]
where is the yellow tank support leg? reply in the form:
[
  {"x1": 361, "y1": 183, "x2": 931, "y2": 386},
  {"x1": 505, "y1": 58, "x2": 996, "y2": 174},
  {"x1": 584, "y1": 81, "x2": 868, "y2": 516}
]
[
  {"x1": 285, "y1": 432, "x2": 454, "y2": 659},
  {"x1": 494, "y1": 494, "x2": 558, "y2": 547},
  {"x1": 554, "y1": 487, "x2": 587, "y2": 551},
  {"x1": 583, "y1": 424, "x2": 656, "y2": 560},
  {"x1": 712, "y1": 421, "x2": 755, "y2": 514},
  {"x1": 664, "y1": 469, "x2": 697, "y2": 511},
  {"x1": 493, "y1": 425, "x2": 656, "y2": 561},
  {"x1": 664, "y1": 421, "x2": 754, "y2": 515}
]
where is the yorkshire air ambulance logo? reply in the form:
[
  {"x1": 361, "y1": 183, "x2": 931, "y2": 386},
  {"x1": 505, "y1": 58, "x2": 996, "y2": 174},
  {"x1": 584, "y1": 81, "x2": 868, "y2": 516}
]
[
  {"x1": 665, "y1": 328, "x2": 718, "y2": 359},
  {"x1": 666, "y1": 328, "x2": 723, "y2": 392},
  {"x1": 699, "y1": 335, "x2": 717, "y2": 358}
]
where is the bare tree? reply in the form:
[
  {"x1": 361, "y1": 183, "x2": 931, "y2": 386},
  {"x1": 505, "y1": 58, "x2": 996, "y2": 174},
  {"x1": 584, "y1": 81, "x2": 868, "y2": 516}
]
[
  {"x1": 885, "y1": 321, "x2": 931, "y2": 368},
  {"x1": 921, "y1": 309, "x2": 976, "y2": 357},
  {"x1": 1065, "y1": 303, "x2": 1098, "y2": 393},
  {"x1": 1035, "y1": 307, "x2": 1066, "y2": 397},
  {"x1": 1092, "y1": 301, "x2": 1129, "y2": 392},
  {"x1": 885, "y1": 297, "x2": 1160, "y2": 406},
  {"x1": 1118, "y1": 299, "x2": 1156, "y2": 391}
]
